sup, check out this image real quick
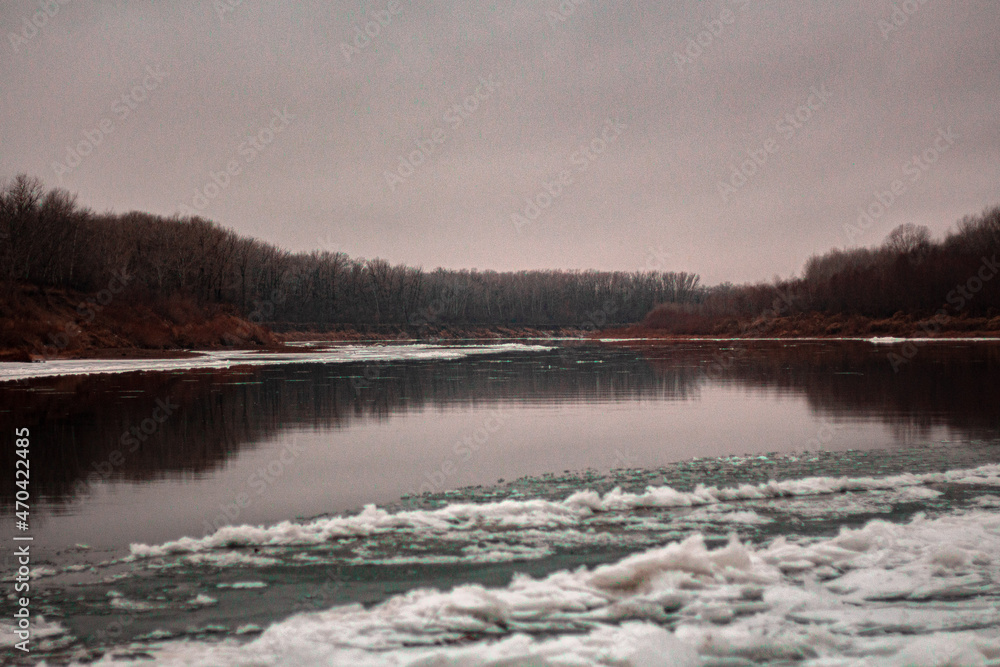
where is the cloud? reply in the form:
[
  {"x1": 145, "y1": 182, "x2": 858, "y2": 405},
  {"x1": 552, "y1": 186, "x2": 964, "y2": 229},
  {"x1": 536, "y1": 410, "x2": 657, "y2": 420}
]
[{"x1": 1, "y1": 0, "x2": 997, "y2": 283}]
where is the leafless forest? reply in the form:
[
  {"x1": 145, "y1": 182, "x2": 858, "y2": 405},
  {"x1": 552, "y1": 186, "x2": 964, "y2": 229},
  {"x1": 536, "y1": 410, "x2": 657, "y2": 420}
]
[
  {"x1": 2, "y1": 174, "x2": 998, "y2": 336},
  {"x1": 646, "y1": 210, "x2": 1000, "y2": 333},
  {"x1": 0, "y1": 175, "x2": 700, "y2": 329}
]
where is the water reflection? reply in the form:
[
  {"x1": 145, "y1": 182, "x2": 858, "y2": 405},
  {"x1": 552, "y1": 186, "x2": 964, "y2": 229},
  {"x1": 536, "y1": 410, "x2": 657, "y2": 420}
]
[
  {"x1": 629, "y1": 340, "x2": 1000, "y2": 439},
  {"x1": 1, "y1": 340, "x2": 998, "y2": 510}
]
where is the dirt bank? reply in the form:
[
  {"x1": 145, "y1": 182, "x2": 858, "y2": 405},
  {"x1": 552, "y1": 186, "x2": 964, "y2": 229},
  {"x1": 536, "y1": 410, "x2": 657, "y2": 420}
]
[
  {"x1": 278, "y1": 325, "x2": 587, "y2": 342},
  {"x1": 0, "y1": 284, "x2": 278, "y2": 361},
  {"x1": 0, "y1": 285, "x2": 591, "y2": 361},
  {"x1": 601, "y1": 311, "x2": 1000, "y2": 339}
]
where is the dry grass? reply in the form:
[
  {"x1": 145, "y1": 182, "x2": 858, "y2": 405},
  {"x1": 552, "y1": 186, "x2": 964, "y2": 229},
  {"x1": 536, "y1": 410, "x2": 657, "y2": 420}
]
[
  {"x1": 0, "y1": 284, "x2": 279, "y2": 359},
  {"x1": 642, "y1": 303, "x2": 729, "y2": 335},
  {"x1": 625, "y1": 305, "x2": 1000, "y2": 339}
]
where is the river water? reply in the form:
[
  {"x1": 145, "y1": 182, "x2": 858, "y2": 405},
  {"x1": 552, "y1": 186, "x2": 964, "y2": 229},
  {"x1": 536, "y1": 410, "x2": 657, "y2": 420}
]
[{"x1": 2, "y1": 338, "x2": 999, "y2": 664}]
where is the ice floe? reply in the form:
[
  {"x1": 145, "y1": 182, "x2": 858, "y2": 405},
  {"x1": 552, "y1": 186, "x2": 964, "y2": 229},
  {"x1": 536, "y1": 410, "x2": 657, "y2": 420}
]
[
  {"x1": 0, "y1": 343, "x2": 556, "y2": 383},
  {"x1": 93, "y1": 509, "x2": 1000, "y2": 665},
  {"x1": 128, "y1": 462, "x2": 1000, "y2": 558}
]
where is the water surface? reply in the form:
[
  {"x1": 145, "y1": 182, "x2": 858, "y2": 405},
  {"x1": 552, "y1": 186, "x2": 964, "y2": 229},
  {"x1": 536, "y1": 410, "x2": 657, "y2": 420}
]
[{"x1": 2, "y1": 339, "x2": 997, "y2": 553}]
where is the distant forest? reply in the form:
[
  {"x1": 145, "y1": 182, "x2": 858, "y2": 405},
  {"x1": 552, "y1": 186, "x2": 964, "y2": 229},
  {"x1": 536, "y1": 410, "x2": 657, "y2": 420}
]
[
  {"x1": 0, "y1": 175, "x2": 700, "y2": 329},
  {"x1": 2, "y1": 174, "x2": 998, "y2": 335},
  {"x1": 647, "y1": 208, "x2": 1000, "y2": 333}
]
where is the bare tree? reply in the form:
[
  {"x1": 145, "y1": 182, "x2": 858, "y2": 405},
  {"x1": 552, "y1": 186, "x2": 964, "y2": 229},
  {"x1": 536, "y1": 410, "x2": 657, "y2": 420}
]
[{"x1": 884, "y1": 223, "x2": 931, "y2": 254}]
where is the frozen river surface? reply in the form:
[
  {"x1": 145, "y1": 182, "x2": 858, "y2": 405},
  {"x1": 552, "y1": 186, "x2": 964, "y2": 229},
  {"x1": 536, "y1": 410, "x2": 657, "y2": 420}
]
[{"x1": 2, "y1": 339, "x2": 999, "y2": 664}]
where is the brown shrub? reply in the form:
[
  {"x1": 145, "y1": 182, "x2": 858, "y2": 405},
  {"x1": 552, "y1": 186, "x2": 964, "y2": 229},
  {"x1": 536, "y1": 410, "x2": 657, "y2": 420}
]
[
  {"x1": 158, "y1": 294, "x2": 205, "y2": 325},
  {"x1": 868, "y1": 319, "x2": 896, "y2": 333},
  {"x1": 113, "y1": 315, "x2": 174, "y2": 348},
  {"x1": 643, "y1": 303, "x2": 722, "y2": 334}
]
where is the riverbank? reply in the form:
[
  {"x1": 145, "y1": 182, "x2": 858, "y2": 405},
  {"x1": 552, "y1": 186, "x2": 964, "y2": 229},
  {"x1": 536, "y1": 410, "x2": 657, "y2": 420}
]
[
  {"x1": 0, "y1": 284, "x2": 592, "y2": 361},
  {"x1": 605, "y1": 310, "x2": 1000, "y2": 339},
  {"x1": 9, "y1": 439, "x2": 1000, "y2": 664},
  {"x1": 279, "y1": 325, "x2": 587, "y2": 342},
  {"x1": 6, "y1": 282, "x2": 1000, "y2": 362},
  {"x1": 0, "y1": 284, "x2": 278, "y2": 362}
]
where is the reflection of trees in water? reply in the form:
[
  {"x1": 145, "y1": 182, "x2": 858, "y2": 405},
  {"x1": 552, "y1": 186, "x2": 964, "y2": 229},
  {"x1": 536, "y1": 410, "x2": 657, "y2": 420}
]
[
  {"x1": 2, "y1": 342, "x2": 997, "y2": 506},
  {"x1": 885, "y1": 420, "x2": 936, "y2": 443},
  {"x1": 633, "y1": 340, "x2": 1000, "y2": 441},
  {"x1": 0, "y1": 349, "x2": 699, "y2": 505}
]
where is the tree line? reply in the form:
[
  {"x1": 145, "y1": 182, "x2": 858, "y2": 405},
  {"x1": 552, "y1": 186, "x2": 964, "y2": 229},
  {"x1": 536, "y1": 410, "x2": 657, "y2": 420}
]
[
  {"x1": 0, "y1": 175, "x2": 702, "y2": 329},
  {"x1": 647, "y1": 209, "x2": 1000, "y2": 330},
  {"x1": 7, "y1": 174, "x2": 995, "y2": 334}
]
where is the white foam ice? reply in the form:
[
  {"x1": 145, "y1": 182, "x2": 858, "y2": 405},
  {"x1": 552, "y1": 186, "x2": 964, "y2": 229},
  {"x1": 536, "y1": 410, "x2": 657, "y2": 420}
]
[
  {"x1": 183, "y1": 552, "x2": 282, "y2": 567},
  {"x1": 867, "y1": 336, "x2": 1000, "y2": 344},
  {"x1": 599, "y1": 336, "x2": 1000, "y2": 344},
  {"x1": 130, "y1": 497, "x2": 586, "y2": 557},
  {"x1": 92, "y1": 508, "x2": 1000, "y2": 666},
  {"x1": 747, "y1": 485, "x2": 943, "y2": 519},
  {"x1": 345, "y1": 543, "x2": 554, "y2": 567},
  {"x1": 107, "y1": 590, "x2": 158, "y2": 612},
  {"x1": 0, "y1": 343, "x2": 556, "y2": 383},
  {"x1": 869, "y1": 336, "x2": 909, "y2": 344},
  {"x1": 683, "y1": 508, "x2": 773, "y2": 524},
  {"x1": 0, "y1": 616, "x2": 69, "y2": 652},
  {"x1": 187, "y1": 594, "x2": 218, "y2": 607},
  {"x1": 91, "y1": 622, "x2": 698, "y2": 666},
  {"x1": 129, "y1": 462, "x2": 1000, "y2": 558}
]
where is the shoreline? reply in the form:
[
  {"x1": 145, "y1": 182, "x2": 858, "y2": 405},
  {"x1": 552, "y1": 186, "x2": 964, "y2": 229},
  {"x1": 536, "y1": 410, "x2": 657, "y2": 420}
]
[
  {"x1": 4, "y1": 280, "x2": 999, "y2": 363},
  {"x1": 15, "y1": 438, "x2": 1000, "y2": 664},
  {"x1": 5, "y1": 328, "x2": 1000, "y2": 363},
  {"x1": 615, "y1": 310, "x2": 1000, "y2": 339}
]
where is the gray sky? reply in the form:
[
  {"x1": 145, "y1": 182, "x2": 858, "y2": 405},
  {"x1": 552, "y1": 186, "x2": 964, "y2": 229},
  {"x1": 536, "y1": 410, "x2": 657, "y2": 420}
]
[{"x1": 2, "y1": 0, "x2": 997, "y2": 284}]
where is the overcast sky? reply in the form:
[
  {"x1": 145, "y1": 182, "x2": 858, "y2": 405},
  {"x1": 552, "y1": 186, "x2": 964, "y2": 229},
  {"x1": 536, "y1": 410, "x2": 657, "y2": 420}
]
[{"x1": 2, "y1": 0, "x2": 997, "y2": 284}]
